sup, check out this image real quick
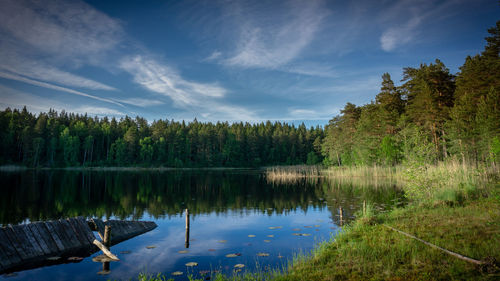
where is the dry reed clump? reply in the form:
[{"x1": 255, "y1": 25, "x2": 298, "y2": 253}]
[{"x1": 265, "y1": 165, "x2": 322, "y2": 185}]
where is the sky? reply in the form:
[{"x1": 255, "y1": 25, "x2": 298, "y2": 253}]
[{"x1": 0, "y1": 0, "x2": 498, "y2": 126}]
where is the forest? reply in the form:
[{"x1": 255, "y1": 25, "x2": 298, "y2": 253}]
[{"x1": 0, "y1": 21, "x2": 499, "y2": 169}]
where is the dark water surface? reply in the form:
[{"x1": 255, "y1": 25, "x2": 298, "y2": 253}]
[{"x1": 0, "y1": 170, "x2": 403, "y2": 281}]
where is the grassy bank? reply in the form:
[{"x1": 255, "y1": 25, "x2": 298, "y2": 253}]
[{"x1": 276, "y1": 162, "x2": 500, "y2": 280}]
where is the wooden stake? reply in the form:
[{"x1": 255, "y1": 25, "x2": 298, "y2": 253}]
[
  {"x1": 103, "y1": 225, "x2": 110, "y2": 248},
  {"x1": 339, "y1": 206, "x2": 343, "y2": 226},
  {"x1": 363, "y1": 200, "x2": 366, "y2": 215},
  {"x1": 185, "y1": 209, "x2": 190, "y2": 248}
]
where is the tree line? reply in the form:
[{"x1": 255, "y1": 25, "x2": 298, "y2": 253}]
[
  {"x1": 0, "y1": 109, "x2": 324, "y2": 167},
  {"x1": 0, "y1": 21, "x2": 499, "y2": 168}
]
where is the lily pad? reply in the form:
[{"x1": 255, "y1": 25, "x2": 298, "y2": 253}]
[
  {"x1": 256, "y1": 252, "x2": 269, "y2": 257},
  {"x1": 217, "y1": 240, "x2": 227, "y2": 243},
  {"x1": 185, "y1": 262, "x2": 198, "y2": 267},
  {"x1": 146, "y1": 245, "x2": 157, "y2": 249},
  {"x1": 248, "y1": 234, "x2": 256, "y2": 237},
  {"x1": 67, "y1": 256, "x2": 83, "y2": 261},
  {"x1": 171, "y1": 271, "x2": 183, "y2": 276},
  {"x1": 234, "y1": 264, "x2": 245, "y2": 268},
  {"x1": 92, "y1": 255, "x2": 114, "y2": 263},
  {"x1": 178, "y1": 250, "x2": 189, "y2": 254},
  {"x1": 120, "y1": 251, "x2": 131, "y2": 254},
  {"x1": 263, "y1": 240, "x2": 271, "y2": 243},
  {"x1": 47, "y1": 256, "x2": 61, "y2": 261},
  {"x1": 266, "y1": 235, "x2": 274, "y2": 237},
  {"x1": 268, "y1": 226, "x2": 282, "y2": 230}
]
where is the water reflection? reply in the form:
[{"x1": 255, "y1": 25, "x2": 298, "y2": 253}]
[{"x1": 0, "y1": 170, "x2": 404, "y2": 280}]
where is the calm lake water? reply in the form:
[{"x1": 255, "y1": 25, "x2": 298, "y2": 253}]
[{"x1": 0, "y1": 170, "x2": 403, "y2": 281}]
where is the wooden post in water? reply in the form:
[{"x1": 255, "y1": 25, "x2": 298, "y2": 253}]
[
  {"x1": 339, "y1": 206, "x2": 343, "y2": 226},
  {"x1": 185, "y1": 209, "x2": 190, "y2": 248},
  {"x1": 102, "y1": 225, "x2": 111, "y2": 273}
]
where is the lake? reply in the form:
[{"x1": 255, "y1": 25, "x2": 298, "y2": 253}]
[{"x1": 0, "y1": 170, "x2": 403, "y2": 280}]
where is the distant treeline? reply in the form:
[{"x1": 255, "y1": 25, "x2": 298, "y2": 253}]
[
  {"x1": 0, "y1": 110, "x2": 324, "y2": 167},
  {"x1": 0, "y1": 21, "x2": 499, "y2": 168}
]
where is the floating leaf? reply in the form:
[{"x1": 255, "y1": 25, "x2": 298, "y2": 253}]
[
  {"x1": 208, "y1": 248, "x2": 216, "y2": 251},
  {"x1": 67, "y1": 256, "x2": 83, "y2": 261},
  {"x1": 92, "y1": 255, "x2": 114, "y2": 263},
  {"x1": 304, "y1": 225, "x2": 313, "y2": 228},
  {"x1": 146, "y1": 245, "x2": 157, "y2": 249},
  {"x1": 292, "y1": 228, "x2": 301, "y2": 231},
  {"x1": 47, "y1": 256, "x2": 61, "y2": 261},
  {"x1": 234, "y1": 269, "x2": 242, "y2": 273},
  {"x1": 302, "y1": 233, "x2": 312, "y2": 236},
  {"x1": 248, "y1": 234, "x2": 256, "y2": 237},
  {"x1": 225, "y1": 253, "x2": 238, "y2": 258},
  {"x1": 263, "y1": 240, "x2": 271, "y2": 243},
  {"x1": 171, "y1": 271, "x2": 183, "y2": 276},
  {"x1": 217, "y1": 240, "x2": 227, "y2": 243},
  {"x1": 234, "y1": 264, "x2": 245, "y2": 268},
  {"x1": 314, "y1": 225, "x2": 320, "y2": 227},
  {"x1": 267, "y1": 235, "x2": 274, "y2": 237},
  {"x1": 178, "y1": 250, "x2": 189, "y2": 254},
  {"x1": 268, "y1": 226, "x2": 282, "y2": 230},
  {"x1": 278, "y1": 255, "x2": 284, "y2": 259},
  {"x1": 256, "y1": 252, "x2": 269, "y2": 257},
  {"x1": 185, "y1": 262, "x2": 198, "y2": 267},
  {"x1": 120, "y1": 251, "x2": 131, "y2": 254}
]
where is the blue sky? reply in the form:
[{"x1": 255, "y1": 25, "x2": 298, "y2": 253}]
[{"x1": 0, "y1": 0, "x2": 498, "y2": 126}]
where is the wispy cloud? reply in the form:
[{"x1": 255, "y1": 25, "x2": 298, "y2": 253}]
[
  {"x1": 379, "y1": 0, "x2": 467, "y2": 52},
  {"x1": 0, "y1": 0, "x2": 123, "y2": 60},
  {"x1": 120, "y1": 55, "x2": 256, "y2": 121},
  {"x1": 0, "y1": 84, "x2": 124, "y2": 117},
  {"x1": 0, "y1": 72, "x2": 123, "y2": 107},
  {"x1": 224, "y1": 0, "x2": 327, "y2": 69},
  {"x1": 119, "y1": 98, "x2": 165, "y2": 107}
]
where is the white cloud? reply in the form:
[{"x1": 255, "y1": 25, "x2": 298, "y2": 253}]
[
  {"x1": 223, "y1": 0, "x2": 327, "y2": 69},
  {"x1": 204, "y1": 50, "x2": 222, "y2": 61},
  {"x1": 0, "y1": 72, "x2": 123, "y2": 107},
  {"x1": 0, "y1": 84, "x2": 124, "y2": 117},
  {"x1": 0, "y1": 52, "x2": 117, "y2": 91},
  {"x1": 379, "y1": 0, "x2": 467, "y2": 52},
  {"x1": 120, "y1": 55, "x2": 257, "y2": 121},
  {"x1": 0, "y1": 0, "x2": 123, "y2": 59},
  {"x1": 119, "y1": 98, "x2": 165, "y2": 107}
]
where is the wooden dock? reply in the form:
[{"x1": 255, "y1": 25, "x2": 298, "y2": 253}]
[{"x1": 0, "y1": 217, "x2": 157, "y2": 273}]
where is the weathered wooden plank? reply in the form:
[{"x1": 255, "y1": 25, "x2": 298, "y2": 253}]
[
  {"x1": 59, "y1": 219, "x2": 82, "y2": 250},
  {"x1": 3, "y1": 225, "x2": 27, "y2": 261},
  {"x1": 76, "y1": 217, "x2": 96, "y2": 246},
  {"x1": 43, "y1": 221, "x2": 65, "y2": 252},
  {"x1": 52, "y1": 220, "x2": 73, "y2": 251},
  {"x1": 0, "y1": 227, "x2": 22, "y2": 267},
  {"x1": 28, "y1": 223, "x2": 51, "y2": 255},
  {"x1": 34, "y1": 222, "x2": 59, "y2": 255},
  {"x1": 67, "y1": 218, "x2": 91, "y2": 247},
  {"x1": 92, "y1": 239, "x2": 119, "y2": 261},
  {"x1": 19, "y1": 224, "x2": 45, "y2": 258},
  {"x1": 11, "y1": 224, "x2": 40, "y2": 260},
  {"x1": 0, "y1": 241, "x2": 10, "y2": 269}
]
